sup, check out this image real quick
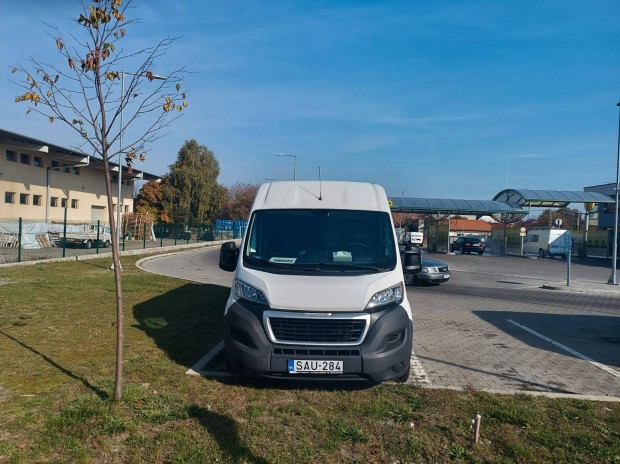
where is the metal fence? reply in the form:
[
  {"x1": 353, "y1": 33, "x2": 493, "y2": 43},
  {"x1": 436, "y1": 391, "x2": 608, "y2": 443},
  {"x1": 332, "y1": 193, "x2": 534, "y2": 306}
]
[{"x1": 0, "y1": 217, "x2": 247, "y2": 265}]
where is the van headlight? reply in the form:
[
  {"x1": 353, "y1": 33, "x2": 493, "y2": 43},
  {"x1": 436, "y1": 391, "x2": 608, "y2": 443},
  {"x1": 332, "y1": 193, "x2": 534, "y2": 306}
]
[
  {"x1": 234, "y1": 280, "x2": 269, "y2": 306},
  {"x1": 365, "y1": 283, "x2": 404, "y2": 310}
]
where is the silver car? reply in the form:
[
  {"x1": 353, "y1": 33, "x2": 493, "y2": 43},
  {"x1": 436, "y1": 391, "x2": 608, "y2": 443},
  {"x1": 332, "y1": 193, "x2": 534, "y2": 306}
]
[{"x1": 403, "y1": 256, "x2": 451, "y2": 286}]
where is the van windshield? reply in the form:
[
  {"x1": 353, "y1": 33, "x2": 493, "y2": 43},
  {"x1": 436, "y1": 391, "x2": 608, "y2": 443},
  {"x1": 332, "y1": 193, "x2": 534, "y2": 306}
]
[{"x1": 243, "y1": 209, "x2": 397, "y2": 274}]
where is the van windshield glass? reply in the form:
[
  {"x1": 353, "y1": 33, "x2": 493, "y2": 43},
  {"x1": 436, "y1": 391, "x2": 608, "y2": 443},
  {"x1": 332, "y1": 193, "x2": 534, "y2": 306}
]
[{"x1": 243, "y1": 209, "x2": 397, "y2": 273}]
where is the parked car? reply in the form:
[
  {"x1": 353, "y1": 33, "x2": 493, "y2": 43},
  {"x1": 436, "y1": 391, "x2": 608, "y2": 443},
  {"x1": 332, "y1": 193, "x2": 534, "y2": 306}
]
[
  {"x1": 450, "y1": 236, "x2": 485, "y2": 255},
  {"x1": 400, "y1": 248, "x2": 451, "y2": 285}
]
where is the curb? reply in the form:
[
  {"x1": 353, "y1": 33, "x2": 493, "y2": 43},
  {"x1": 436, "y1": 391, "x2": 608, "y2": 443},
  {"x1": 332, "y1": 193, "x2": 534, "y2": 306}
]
[
  {"x1": 0, "y1": 240, "x2": 232, "y2": 268},
  {"x1": 541, "y1": 283, "x2": 620, "y2": 295}
]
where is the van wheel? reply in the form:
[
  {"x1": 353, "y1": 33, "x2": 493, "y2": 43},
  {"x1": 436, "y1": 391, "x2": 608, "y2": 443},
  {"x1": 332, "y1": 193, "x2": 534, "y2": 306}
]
[
  {"x1": 403, "y1": 272, "x2": 415, "y2": 286},
  {"x1": 85, "y1": 240, "x2": 92, "y2": 249},
  {"x1": 103, "y1": 240, "x2": 111, "y2": 248},
  {"x1": 538, "y1": 249, "x2": 545, "y2": 258},
  {"x1": 393, "y1": 364, "x2": 411, "y2": 383}
]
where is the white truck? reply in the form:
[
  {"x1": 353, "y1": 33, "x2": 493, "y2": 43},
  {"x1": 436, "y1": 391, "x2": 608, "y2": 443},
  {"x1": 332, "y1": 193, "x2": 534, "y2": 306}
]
[
  {"x1": 218, "y1": 181, "x2": 422, "y2": 384},
  {"x1": 61, "y1": 224, "x2": 112, "y2": 249},
  {"x1": 523, "y1": 228, "x2": 570, "y2": 258}
]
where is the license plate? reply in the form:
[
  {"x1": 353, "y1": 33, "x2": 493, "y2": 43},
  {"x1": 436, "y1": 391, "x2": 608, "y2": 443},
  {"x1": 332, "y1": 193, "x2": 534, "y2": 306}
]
[{"x1": 288, "y1": 359, "x2": 343, "y2": 374}]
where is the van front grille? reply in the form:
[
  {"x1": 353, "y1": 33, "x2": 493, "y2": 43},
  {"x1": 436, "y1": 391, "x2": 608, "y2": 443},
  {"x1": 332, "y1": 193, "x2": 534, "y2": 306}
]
[{"x1": 268, "y1": 317, "x2": 366, "y2": 344}]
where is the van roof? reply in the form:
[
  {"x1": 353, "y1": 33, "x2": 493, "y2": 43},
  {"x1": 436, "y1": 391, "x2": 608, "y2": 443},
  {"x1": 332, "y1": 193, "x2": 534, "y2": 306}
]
[{"x1": 253, "y1": 181, "x2": 390, "y2": 212}]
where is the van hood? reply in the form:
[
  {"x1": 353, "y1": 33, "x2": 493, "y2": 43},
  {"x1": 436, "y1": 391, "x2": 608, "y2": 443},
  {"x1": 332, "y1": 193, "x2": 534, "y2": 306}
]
[{"x1": 234, "y1": 266, "x2": 409, "y2": 313}]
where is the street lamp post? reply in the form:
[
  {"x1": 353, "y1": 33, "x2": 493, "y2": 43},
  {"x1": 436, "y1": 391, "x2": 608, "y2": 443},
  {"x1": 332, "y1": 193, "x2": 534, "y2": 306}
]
[
  {"x1": 400, "y1": 191, "x2": 405, "y2": 228},
  {"x1": 116, "y1": 71, "x2": 167, "y2": 249},
  {"x1": 276, "y1": 153, "x2": 297, "y2": 180},
  {"x1": 608, "y1": 101, "x2": 620, "y2": 285}
]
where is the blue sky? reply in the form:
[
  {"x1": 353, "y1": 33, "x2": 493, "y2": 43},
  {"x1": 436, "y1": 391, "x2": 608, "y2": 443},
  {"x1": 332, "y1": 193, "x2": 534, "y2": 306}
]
[{"x1": 1, "y1": 0, "x2": 619, "y2": 203}]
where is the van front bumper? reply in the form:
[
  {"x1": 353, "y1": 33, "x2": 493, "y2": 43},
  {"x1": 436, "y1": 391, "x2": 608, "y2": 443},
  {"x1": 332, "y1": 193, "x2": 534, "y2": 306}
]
[{"x1": 224, "y1": 301, "x2": 413, "y2": 383}]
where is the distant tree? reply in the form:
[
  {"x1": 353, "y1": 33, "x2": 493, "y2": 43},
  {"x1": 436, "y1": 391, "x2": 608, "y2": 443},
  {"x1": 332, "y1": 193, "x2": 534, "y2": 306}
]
[
  {"x1": 163, "y1": 140, "x2": 226, "y2": 224},
  {"x1": 12, "y1": 0, "x2": 188, "y2": 401},
  {"x1": 220, "y1": 183, "x2": 258, "y2": 220},
  {"x1": 135, "y1": 181, "x2": 171, "y2": 222},
  {"x1": 532, "y1": 208, "x2": 581, "y2": 229}
]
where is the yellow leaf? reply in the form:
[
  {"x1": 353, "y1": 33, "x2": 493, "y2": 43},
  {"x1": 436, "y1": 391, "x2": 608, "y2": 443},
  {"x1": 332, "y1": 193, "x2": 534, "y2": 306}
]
[
  {"x1": 47, "y1": 91, "x2": 52, "y2": 97},
  {"x1": 49, "y1": 117, "x2": 54, "y2": 123},
  {"x1": 177, "y1": 106, "x2": 182, "y2": 112},
  {"x1": 26, "y1": 109, "x2": 31, "y2": 115},
  {"x1": 165, "y1": 96, "x2": 171, "y2": 104},
  {"x1": 183, "y1": 101, "x2": 188, "y2": 108},
  {"x1": 176, "y1": 83, "x2": 181, "y2": 91},
  {"x1": 15, "y1": 97, "x2": 21, "y2": 103},
  {"x1": 11, "y1": 67, "x2": 17, "y2": 73}
]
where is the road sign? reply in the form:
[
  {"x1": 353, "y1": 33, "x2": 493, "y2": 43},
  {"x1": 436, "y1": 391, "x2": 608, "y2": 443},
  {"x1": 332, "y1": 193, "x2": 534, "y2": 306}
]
[{"x1": 555, "y1": 218, "x2": 563, "y2": 227}]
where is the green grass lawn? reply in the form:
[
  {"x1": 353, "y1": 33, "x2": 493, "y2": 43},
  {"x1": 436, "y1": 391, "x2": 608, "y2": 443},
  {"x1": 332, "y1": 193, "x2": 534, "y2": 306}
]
[{"x1": 0, "y1": 254, "x2": 618, "y2": 463}]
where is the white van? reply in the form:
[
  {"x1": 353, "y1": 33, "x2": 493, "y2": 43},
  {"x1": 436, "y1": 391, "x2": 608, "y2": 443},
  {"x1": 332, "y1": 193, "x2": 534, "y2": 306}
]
[
  {"x1": 219, "y1": 181, "x2": 421, "y2": 383},
  {"x1": 523, "y1": 228, "x2": 570, "y2": 258}
]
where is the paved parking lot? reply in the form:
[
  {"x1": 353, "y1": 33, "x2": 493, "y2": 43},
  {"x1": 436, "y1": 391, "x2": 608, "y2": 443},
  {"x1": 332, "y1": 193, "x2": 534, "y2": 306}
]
[
  {"x1": 410, "y1": 253, "x2": 620, "y2": 398},
  {"x1": 141, "y1": 248, "x2": 620, "y2": 398}
]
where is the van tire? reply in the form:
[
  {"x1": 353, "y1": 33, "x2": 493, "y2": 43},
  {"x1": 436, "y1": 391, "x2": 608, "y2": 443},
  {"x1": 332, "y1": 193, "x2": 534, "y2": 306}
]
[
  {"x1": 538, "y1": 248, "x2": 545, "y2": 258},
  {"x1": 393, "y1": 364, "x2": 411, "y2": 383},
  {"x1": 403, "y1": 272, "x2": 415, "y2": 286},
  {"x1": 85, "y1": 240, "x2": 92, "y2": 249},
  {"x1": 103, "y1": 240, "x2": 111, "y2": 248}
]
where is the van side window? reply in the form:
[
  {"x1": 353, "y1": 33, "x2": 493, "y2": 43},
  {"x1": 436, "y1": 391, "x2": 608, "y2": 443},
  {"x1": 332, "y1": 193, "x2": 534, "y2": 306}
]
[{"x1": 530, "y1": 234, "x2": 539, "y2": 243}]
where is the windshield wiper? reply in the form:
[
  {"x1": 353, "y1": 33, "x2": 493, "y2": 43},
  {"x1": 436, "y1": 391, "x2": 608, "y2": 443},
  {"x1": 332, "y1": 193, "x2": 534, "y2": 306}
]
[
  {"x1": 302, "y1": 262, "x2": 388, "y2": 272},
  {"x1": 250, "y1": 257, "x2": 294, "y2": 269}
]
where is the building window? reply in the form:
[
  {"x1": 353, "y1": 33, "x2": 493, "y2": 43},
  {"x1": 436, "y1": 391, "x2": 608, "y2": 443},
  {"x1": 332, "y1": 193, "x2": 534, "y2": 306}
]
[
  {"x1": 33, "y1": 156, "x2": 43, "y2": 167},
  {"x1": 71, "y1": 199, "x2": 79, "y2": 209},
  {"x1": 50, "y1": 197, "x2": 58, "y2": 207},
  {"x1": 63, "y1": 164, "x2": 71, "y2": 173},
  {"x1": 5, "y1": 192, "x2": 15, "y2": 204},
  {"x1": 61, "y1": 198, "x2": 68, "y2": 208},
  {"x1": 20, "y1": 153, "x2": 31, "y2": 165},
  {"x1": 20, "y1": 194, "x2": 29, "y2": 205},
  {"x1": 6, "y1": 150, "x2": 17, "y2": 162},
  {"x1": 124, "y1": 205, "x2": 129, "y2": 212},
  {"x1": 72, "y1": 166, "x2": 80, "y2": 175},
  {"x1": 33, "y1": 195, "x2": 42, "y2": 206},
  {"x1": 51, "y1": 160, "x2": 59, "y2": 168}
]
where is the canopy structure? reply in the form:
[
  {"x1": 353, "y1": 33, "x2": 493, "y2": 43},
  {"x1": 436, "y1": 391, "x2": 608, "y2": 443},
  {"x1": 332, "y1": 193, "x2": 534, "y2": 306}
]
[
  {"x1": 389, "y1": 197, "x2": 527, "y2": 215},
  {"x1": 492, "y1": 189, "x2": 614, "y2": 208}
]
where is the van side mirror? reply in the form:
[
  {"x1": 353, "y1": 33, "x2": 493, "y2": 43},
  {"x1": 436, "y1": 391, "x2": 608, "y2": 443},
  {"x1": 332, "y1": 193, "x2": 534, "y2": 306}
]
[
  {"x1": 403, "y1": 244, "x2": 422, "y2": 274},
  {"x1": 219, "y1": 241, "x2": 239, "y2": 272}
]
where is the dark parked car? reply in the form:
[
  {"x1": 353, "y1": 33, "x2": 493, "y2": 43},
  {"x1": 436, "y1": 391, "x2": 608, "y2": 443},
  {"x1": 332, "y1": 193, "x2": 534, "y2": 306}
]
[
  {"x1": 400, "y1": 247, "x2": 451, "y2": 285},
  {"x1": 450, "y1": 236, "x2": 485, "y2": 255}
]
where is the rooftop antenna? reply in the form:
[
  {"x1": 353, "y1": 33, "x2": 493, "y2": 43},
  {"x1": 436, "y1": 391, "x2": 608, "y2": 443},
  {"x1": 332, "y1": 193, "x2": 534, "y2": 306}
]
[{"x1": 318, "y1": 166, "x2": 322, "y2": 200}]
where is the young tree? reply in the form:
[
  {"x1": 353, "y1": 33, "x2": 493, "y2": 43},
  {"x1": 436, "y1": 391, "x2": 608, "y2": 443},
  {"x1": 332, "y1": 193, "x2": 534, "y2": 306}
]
[
  {"x1": 163, "y1": 140, "x2": 227, "y2": 224},
  {"x1": 220, "y1": 183, "x2": 258, "y2": 220},
  {"x1": 12, "y1": 0, "x2": 188, "y2": 401}
]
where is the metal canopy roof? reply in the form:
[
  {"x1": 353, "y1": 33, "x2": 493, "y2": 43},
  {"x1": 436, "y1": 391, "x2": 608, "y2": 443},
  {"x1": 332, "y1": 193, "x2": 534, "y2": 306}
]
[
  {"x1": 492, "y1": 189, "x2": 613, "y2": 207},
  {"x1": 389, "y1": 197, "x2": 528, "y2": 215}
]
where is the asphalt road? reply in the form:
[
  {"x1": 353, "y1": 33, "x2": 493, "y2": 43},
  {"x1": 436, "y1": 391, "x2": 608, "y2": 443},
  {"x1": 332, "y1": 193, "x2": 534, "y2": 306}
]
[{"x1": 140, "y1": 247, "x2": 620, "y2": 398}]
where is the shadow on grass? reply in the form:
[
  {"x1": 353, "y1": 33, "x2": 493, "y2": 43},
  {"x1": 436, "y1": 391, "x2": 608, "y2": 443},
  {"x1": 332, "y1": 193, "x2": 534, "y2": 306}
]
[
  {"x1": 187, "y1": 406, "x2": 269, "y2": 464},
  {"x1": 132, "y1": 282, "x2": 230, "y2": 368},
  {"x1": 0, "y1": 329, "x2": 108, "y2": 399}
]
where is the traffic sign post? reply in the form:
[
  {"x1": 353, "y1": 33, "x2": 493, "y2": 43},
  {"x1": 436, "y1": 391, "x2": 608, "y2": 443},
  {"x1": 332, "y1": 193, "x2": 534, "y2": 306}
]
[
  {"x1": 520, "y1": 227, "x2": 526, "y2": 256},
  {"x1": 565, "y1": 231, "x2": 572, "y2": 286}
]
